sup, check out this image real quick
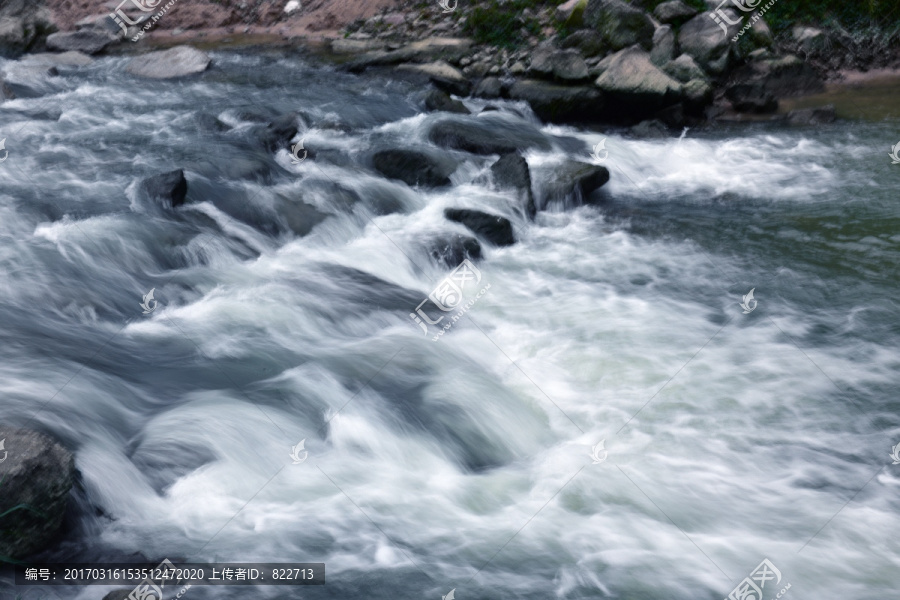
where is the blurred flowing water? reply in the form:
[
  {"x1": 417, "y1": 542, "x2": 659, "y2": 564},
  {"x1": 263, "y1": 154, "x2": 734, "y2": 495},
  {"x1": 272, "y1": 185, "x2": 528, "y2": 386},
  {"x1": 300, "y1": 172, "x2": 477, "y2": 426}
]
[{"x1": 0, "y1": 51, "x2": 898, "y2": 600}]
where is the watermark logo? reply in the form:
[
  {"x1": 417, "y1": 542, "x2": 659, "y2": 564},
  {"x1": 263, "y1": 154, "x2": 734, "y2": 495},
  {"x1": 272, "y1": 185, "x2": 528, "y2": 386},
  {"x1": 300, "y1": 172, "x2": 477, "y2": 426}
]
[
  {"x1": 589, "y1": 440, "x2": 608, "y2": 464},
  {"x1": 291, "y1": 139, "x2": 308, "y2": 164},
  {"x1": 740, "y1": 288, "x2": 757, "y2": 314},
  {"x1": 890, "y1": 443, "x2": 900, "y2": 465},
  {"x1": 0, "y1": 138, "x2": 8, "y2": 162},
  {"x1": 409, "y1": 259, "x2": 491, "y2": 341},
  {"x1": 0, "y1": 438, "x2": 7, "y2": 463},
  {"x1": 442, "y1": 589, "x2": 456, "y2": 600},
  {"x1": 726, "y1": 558, "x2": 789, "y2": 600},
  {"x1": 722, "y1": 0, "x2": 781, "y2": 41},
  {"x1": 140, "y1": 288, "x2": 158, "y2": 315},
  {"x1": 290, "y1": 439, "x2": 308, "y2": 464},
  {"x1": 127, "y1": 558, "x2": 177, "y2": 600},
  {"x1": 438, "y1": 0, "x2": 458, "y2": 13},
  {"x1": 109, "y1": 0, "x2": 159, "y2": 34},
  {"x1": 889, "y1": 142, "x2": 900, "y2": 164},
  {"x1": 590, "y1": 138, "x2": 608, "y2": 161}
]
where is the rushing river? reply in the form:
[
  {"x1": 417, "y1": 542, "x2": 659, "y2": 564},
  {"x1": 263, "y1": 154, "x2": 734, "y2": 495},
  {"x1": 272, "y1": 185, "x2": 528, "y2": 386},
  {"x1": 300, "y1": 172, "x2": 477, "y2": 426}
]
[{"x1": 0, "y1": 50, "x2": 898, "y2": 600}]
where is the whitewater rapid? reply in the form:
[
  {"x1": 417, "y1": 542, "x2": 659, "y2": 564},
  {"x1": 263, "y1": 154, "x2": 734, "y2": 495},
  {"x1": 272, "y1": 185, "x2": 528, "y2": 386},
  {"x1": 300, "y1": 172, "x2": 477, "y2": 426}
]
[{"x1": 0, "y1": 51, "x2": 898, "y2": 600}]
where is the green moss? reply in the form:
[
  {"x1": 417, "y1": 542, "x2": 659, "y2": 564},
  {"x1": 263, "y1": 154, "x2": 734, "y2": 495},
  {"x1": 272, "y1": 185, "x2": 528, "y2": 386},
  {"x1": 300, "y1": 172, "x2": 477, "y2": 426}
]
[{"x1": 463, "y1": 0, "x2": 554, "y2": 48}]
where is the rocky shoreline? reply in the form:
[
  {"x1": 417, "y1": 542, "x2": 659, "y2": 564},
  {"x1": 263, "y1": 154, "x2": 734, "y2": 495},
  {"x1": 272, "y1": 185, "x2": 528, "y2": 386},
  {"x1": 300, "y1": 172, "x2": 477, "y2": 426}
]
[{"x1": 2, "y1": 0, "x2": 899, "y2": 132}]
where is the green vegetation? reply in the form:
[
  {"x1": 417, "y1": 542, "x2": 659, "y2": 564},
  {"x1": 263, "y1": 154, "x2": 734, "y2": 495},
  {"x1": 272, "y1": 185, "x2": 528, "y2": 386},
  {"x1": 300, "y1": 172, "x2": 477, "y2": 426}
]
[
  {"x1": 463, "y1": 0, "x2": 561, "y2": 48},
  {"x1": 762, "y1": 0, "x2": 900, "y2": 34}
]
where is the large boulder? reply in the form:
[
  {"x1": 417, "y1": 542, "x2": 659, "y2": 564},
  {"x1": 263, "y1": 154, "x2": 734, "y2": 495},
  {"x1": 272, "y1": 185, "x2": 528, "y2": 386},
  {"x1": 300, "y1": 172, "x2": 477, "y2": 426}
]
[
  {"x1": 371, "y1": 148, "x2": 457, "y2": 187},
  {"x1": 490, "y1": 153, "x2": 536, "y2": 219},
  {"x1": 530, "y1": 47, "x2": 590, "y2": 82},
  {"x1": 724, "y1": 82, "x2": 777, "y2": 113},
  {"x1": 556, "y1": 0, "x2": 588, "y2": 28},
  {"x1": 732, "y1": 54, "x2": 824, "y2": 98},
  {"x1": 677, "y1": 11, "x2": 736, "y2": 75},
  {"x1": 474, "y1": 77, "x2": 502, "y2": 99},
  {"x1": 444, "y1": 208, "x2": 515, "y2": 246},
  {"x1": 0, "y1": 0, "x2": 55, "y2": 56},
  {"x1": 584, "y1": 0, "x2": 655, "y2": 51},
  {"x1": 21, "y1": 51, "x2": 93, "y2": 67},
  {"x1": 46, "y1": 30, "x2": 116, "y2": 55},
  {"x1": 560, "y1": 29, "x2": 608, "y2": 57},
  {"x1": 428, "y1": 117, "x2": 552, "y2": 155},
  {"x1": 650, "y1": 25, "x2": 675, "y2": 67},
  {"x1": 539, "y1": 160, "x2": 609, "y2": 206},
  {"x1": 507, "y1": 80, "x2": 603, "y2": 123},
  {"x1": 793, "y1": 26, "x2": 826, "y2": 54},
  {"x1": 125, "y1": 46, "x2": 211, "y2": 79},
  {"x1": 593, "y1": 46, "x2": 682, "y2": 120},
  {"x1": 395, "y1": 61, "x2": 471, "y2": 96},
  {"x1": 424, "y1": 88, "x2": 470, "y2": 114},
  {"x1": 653, "y1": 0, "x2": 698, "y2": 24},
  {"x1": 140, "y1": 169, "x2": 188, "y2": 208},
  {"x1": 664, "y1": 53, "x2": 708, "y2": 82},
  {"x1": 682, "y1": 78, "x2": 713, "y2": 113},
  {"x1": 0, "y1": 427, "x2": 75, "y2": 559}
]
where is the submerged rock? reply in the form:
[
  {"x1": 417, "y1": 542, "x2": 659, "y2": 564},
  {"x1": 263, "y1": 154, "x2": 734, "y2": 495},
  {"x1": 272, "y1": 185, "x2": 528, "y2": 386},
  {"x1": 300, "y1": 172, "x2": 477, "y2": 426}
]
[
  {"x1": 125, "y1": 46, "x2": 211, "y2": 79},
  {"x1": 424, "y1": 88, "x2": 470, "y2": 114},
  {"x1": 786, "y1": 104, "x2": 836, "y2": 125},
  {"x1": 428, "y1": 234, "x2": 483, "y2": 268},
  {"x1": 372, "y1": 148, "x2": 457, "y2": 187},
  {"x1": 490, "y1": 153, "x2": 536, "y2": 219},
  {"x1": 541, "y1": 160, "x2": 610, "y2": 205},
  {"x1": 257, "y1": 112, "x2": 302, "y2": 153},
  {"x1": 725, "y1": 82, "x2": 778, "y2": 113},
  {"x1": 428, "y1": 117, "x2": 552, "y2": 155},
  {"x1": 140, "y1": 169, "x2": 188, "y2": 207},
  {"x1": 444, "y1": 208, "x2": 515, "y2": 246},
  {"x1": 21, "y1": 51, "x2": 93, "y2": 67},
  {"x1": 0, "y1": 427, "x2": 75, "y2": 560}
]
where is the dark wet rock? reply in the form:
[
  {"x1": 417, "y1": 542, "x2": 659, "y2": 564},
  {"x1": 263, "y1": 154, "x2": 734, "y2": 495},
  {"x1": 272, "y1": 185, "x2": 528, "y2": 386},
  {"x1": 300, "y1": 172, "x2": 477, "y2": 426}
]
[
  {"x1": 682, "y1": 78, "x2": 713, "y2": 113},
  {"x1": 396, "y1": 61, "x2": 471, "y2": 96},
  {"x1": 786, "y1": 104, "x2": 836, "y2": 125},
  {"x1": 102, "y1": 589, "x2": 134, "y2": 600},
  {"x1": 194, "y1": 112, "x2": 231, "y2": 133},
  {"x1": 725, "y1": 82, "x2": 778, "y2": 113},
  {"x1": 424, "y1": 88, "x2": 470, "y2": 114},
  {"x1": 125, "y1": 46, "x2": 211, "y2": 79},
  {"x1": 593, "y1": 46, "x2": 682, "y2": 121},
  {"x1": 677, "y1": 11, "x2": 735, "y2": 75},
  {"x1": 444, "y1": 208, "x2": 515, "y2": 246},
  {"x1": 428, "y1": 117, "x2": 552, "y2": 155},
  {"x1": 0, "y1": 0, "x2": 56, "y2": 56},
  {"x1": 651, "y1": 25, "x2": 675, "y2": 67},
  {"x1": 793, "y1": 26, "x2": 826, "y2": 54},
  {"x1": 258, "y1": 112, "x2": 302, "y2": 153},
  {"x1": 140, "y1": 170, "x2": 188, "y2": 208},
  {"x1": 474, "y1": 77, "x2": 503, "y2": 99},
  {"x1": 0, "y1": 427, "x2": 75, "y2": 560},
  {"x1": 46, "y1": 30, "x2": 115, "y2": 55},
  {"x1": 541, "y1": 160, "x2": 610, "y2": 205},
  {"x1": 0, "y1": 76, "x2": 14, "y2": 100},
  {"x1": 560, "y1": 29, "x2": 608, "y2": 57},
  {"x1": 428, "y1": 234, "x2": 483, "y2": 268},
  {"x1": 507, "y1": 80, "x2": 603, "y2": 123},
  {"x1": 732, "y1": 55, "x2": 824, "y2": 98},
  {"x1": 654, "y1": 0, "x2": 698, "y2": 24},
  {"x1": 630, "y1": 118, "x2": 670, "y2": 137},
  {"x1": 372, "y1": 148, "x2": 457, "y2": 187},
  {"x1": 273, "y1": 195, "x2": 329, "y2": 236},
  {"x1": 491, "y1": 153, "x2": 536, "y2": 219},
  {"x1": 584, "y1": 0, "x2": 655, "y2": 51}
]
